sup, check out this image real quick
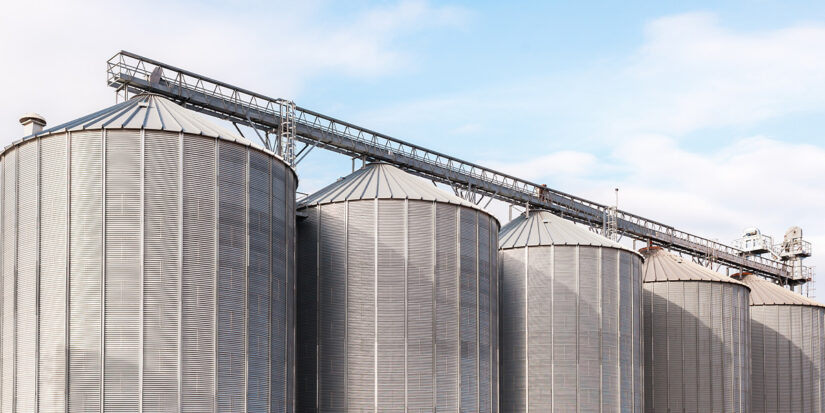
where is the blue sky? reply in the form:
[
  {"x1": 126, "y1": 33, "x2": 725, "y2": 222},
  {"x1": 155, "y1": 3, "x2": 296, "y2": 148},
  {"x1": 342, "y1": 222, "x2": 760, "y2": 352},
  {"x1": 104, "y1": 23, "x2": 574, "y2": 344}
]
[{"x1": 1, "y1": 0, "x2": 823, "y2": 287}]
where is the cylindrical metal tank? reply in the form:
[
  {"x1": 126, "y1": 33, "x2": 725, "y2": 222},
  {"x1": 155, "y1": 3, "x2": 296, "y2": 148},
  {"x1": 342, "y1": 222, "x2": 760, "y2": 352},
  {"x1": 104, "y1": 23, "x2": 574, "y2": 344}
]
[
  {"x1": 498, "y1": 210, "x2": 644, "y2": 412},
  {"x1": 0, "y1": 94, "x2": 297, "y2": 412},
  {"x1": 295, "y1": 162, "x2": 499, "y2": 412},
  {"x1": 736, "y1": 273, "x2": 825, "y2": 413},
  {"x1": 641, "y1": 247, "x2": 751, "y2": 413}
]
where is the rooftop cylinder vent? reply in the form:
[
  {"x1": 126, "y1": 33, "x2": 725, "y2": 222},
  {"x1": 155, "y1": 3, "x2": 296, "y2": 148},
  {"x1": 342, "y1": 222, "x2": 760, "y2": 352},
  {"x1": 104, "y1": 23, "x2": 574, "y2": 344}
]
[{"x1": 19, "y1": 113, "x2": 46, "y2": 136}]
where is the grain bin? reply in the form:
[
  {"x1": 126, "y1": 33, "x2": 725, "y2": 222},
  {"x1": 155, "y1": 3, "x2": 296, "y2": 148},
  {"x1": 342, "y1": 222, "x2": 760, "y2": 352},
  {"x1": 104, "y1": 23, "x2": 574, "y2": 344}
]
[
  {"x1": 295, "y1": 162, "x2": 499, "y2": 412},
  {"x1": 735, "y1": 273, "x2": 825, "y2": 413},
  {"x1": 0, "y1": 94, "x2": 296, "y2": 412},
  {"x1": 641, "y1": 247, "x2": 750, "y2": 413},
  {"x1": 498, "y1": 210, "x2": 644, "y2": 412}
]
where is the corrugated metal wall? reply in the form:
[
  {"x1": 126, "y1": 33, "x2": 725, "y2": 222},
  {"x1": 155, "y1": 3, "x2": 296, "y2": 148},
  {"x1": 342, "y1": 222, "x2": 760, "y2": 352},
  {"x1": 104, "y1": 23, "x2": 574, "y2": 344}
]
[
  {"x1": 643, "y1": 281, "x2": 750, "y2": 413},
  {"x1": 296, "y1": 199, "x2": 499, "y2": 412},
  {"x1": 0, "y1": 130, "x2": 296, "y2": 412},
  {"x1": 499, "y1": 245, "x2": 644, "y2": 412},
  {"x1": 751, "y1": 305, "x2": 825, "y2": 413}
]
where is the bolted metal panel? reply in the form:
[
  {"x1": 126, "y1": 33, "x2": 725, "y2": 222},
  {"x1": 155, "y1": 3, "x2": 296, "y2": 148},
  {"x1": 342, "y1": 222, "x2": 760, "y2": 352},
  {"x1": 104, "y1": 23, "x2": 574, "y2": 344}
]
[
  {"x1": 528, "y1": 247, "x2": 554, "y2": 409},
  {"x1": 642, "y1": 280, "x2": 751, "y2": 413},
  {"x1": 458, "y1": 208, "x2": 477, "y2": 413},
  {"x1": 247, "y1": 150, "x2": 271, "y2": 412},
  {"x1": 750, "y1": 305, "x2": 825, "y2": 413},
  {"x1": 217, "y1": 141, "x2": 247, "y2": 412},
  {"x1": 489, "y1": 217, "x2": 499, "y2": 413},
  {"x1": 477, "y1": 214, "x2": 491, "y2": 413},
  {"x1": 346, "y1": 200, "x2": 374, "y2": 411},
  {"x1": 270, "y1": 157, "x2": 287, "y2": 413},
  {"x1": 1, "y1": 101, "x2": 297, "y2": 412},
  {"x1": 407, "y1": 201, "x2": 433, "y2": 411},
  {"x1": 552, "y1": 245, "x2": 577, "y2": 411},
  {"x1": 17, "y1": 142, "x2": 37, "y2": 412},
  {"x1": 295, "y1": 207, "x2": 318, "y2": 411},
  {"x1": 578, "y1": 247, "x2": 599, "y2": 412},
  {"x1": 318, "y1": 202, "x2": 346, "y2": 411},
  {"x1": 104, "y1": 130, "x2": 141, "y2": 410},
  {"x1": 601, "y1": 249, "x2": 619, "y2": 411},
  {"x1": 38, "y1": 136, "x2": 67, "y2": 413},
  {"x1": 142, "y1": 131, "x2": 181, "y2": 412},
  {"x1": 296, "y1": 193, "x2": 498, "y2": 412},
  {"x1": 499, "y1": 248, "x2": 525, "y2": 412},
  {"x1": 377, "y1": 200, "x2": 405, "y2": 412},
  {"x1": 499, "y1": 231, "x2": 644, "y2": 412},
  {"x1": 376, "y1": 200, "x2": 404, "y2": 410},
  {"x1": 181, "y1": 135, "x2": 217, "y2": 412},
  {"x1": 434, "y1": 203, "x2": 459, "y2": 412},
  {"x1": 69, "y1": 130, "x2": 103, "y2": 412}
]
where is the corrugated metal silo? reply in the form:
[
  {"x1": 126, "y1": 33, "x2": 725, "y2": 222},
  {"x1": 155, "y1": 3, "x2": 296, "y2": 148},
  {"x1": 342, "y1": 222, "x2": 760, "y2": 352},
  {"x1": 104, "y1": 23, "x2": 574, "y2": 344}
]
[
  {"x1": 736, "y1": 273, "x2": 825, "y2": 413},
  {"x1": 642, "y1": 247, "x2": 751, "y2": 413},
  {"x1": 0, "y1": 94, "x2": 297, "y2": 412},
  {"x1": 498, "y1": 210, "x2": 644, "y2": 412},
  {"x1": 295, "y1": 162, "x2": 499, "y2": 412}
]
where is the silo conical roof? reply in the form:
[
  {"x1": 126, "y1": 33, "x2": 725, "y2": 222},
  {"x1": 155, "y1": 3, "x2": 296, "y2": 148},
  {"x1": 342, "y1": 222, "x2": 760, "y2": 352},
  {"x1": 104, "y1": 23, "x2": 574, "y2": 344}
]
[
  {"x1": 499, "y1": 209, "x2": 635, "y2": 252},
  {"x1": 298, "y1": 162, "x2": 485, "y2": 211},
  {"x1": 641, "y1": 247, "x2": 748, "y2": 287},
  {"x1": 736, "y1": 273, "x2": 825, "y2": 307},
  {"x1": 19, "y1": 93, "x2": 254, "y2": 147}
]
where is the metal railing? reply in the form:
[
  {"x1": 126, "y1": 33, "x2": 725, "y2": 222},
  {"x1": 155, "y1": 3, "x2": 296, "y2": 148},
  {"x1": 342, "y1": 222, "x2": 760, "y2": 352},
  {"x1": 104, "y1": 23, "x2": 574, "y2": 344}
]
[{"x1": 105, "y1": 50, "x2": 796, "y2": 283}]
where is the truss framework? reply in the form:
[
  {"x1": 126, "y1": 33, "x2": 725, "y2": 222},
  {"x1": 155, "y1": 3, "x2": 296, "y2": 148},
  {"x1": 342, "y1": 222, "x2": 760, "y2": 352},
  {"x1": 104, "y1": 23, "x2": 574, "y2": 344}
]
[{"x1": 106, "y1": 50, "x2": 798, "y2": 284}]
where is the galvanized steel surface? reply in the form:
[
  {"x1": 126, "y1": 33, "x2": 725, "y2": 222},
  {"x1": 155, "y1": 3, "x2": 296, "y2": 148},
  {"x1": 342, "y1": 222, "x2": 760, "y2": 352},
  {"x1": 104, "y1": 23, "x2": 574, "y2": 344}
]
[
  {"x1": 296, "y1": 165, "x2": 499, "y2": 412},
  {"x1": 0, "y1": 105, "x2": 297, "y2": 412},
  {"x1": 499, "y1": 211, "x2": 644, "y2": 412},
  {"x1": 739, "y1": 274, "x2": 825, "y2": 412},
  {"x1": 738, "y1": 273, "x2": 825, "y2": 307},
  {"x1": 298, "y1": 162, "x2": 481, "y2": 210},
  {"x1": 499, "y1": 209, "x2": 631, "y2": 250},
  {"x1": 642, "y1": 248, "x2": 751, "y2": 413}
]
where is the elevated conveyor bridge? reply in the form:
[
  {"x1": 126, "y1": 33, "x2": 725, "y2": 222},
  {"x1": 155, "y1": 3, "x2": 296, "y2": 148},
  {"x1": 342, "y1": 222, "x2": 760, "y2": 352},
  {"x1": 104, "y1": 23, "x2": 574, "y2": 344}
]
[{"x1": 106, "y1": 50, "x2": 798, "y2": 285}]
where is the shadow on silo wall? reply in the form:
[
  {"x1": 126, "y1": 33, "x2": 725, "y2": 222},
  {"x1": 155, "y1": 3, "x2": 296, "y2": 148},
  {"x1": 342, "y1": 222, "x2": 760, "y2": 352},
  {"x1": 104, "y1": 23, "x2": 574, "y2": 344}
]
[{"x1": 643, "y1": 282, "x2": 750, "y2": 413}]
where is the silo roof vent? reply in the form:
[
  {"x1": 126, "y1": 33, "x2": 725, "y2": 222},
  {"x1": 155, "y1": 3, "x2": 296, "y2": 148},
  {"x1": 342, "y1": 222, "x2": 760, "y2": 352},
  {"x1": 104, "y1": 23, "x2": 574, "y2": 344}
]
[{"x1": 19, "y1": 113, "x2": 46, "y2": 136}]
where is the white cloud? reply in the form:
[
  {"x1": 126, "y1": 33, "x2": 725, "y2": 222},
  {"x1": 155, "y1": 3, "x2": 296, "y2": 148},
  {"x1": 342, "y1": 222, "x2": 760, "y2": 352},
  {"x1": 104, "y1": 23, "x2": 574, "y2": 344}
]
[
  {"x1": 611, "y1": 12, "x2": 825, "y2": 135},
  {"x1": 0, "y1": 0, "x2": 467, "y2": 144},
  {"x1": 485, "y1": 135, "x2": 825, "y2": 286}
]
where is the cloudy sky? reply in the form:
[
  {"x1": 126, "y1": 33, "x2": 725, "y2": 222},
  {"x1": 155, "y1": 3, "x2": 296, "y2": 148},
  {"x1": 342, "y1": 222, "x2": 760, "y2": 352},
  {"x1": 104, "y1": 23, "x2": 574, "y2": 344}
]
[{"x1": 1, "y1": 0, "x2": 823, "y2": 288}]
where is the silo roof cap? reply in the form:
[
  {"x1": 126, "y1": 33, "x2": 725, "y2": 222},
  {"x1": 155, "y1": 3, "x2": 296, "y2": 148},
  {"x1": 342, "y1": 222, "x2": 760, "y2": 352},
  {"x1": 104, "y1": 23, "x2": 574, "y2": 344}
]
[
  {"x1": 19, "y1": 93, "x2": 257, "y2": 149},
  {"x1": 298, "y1": 162, "x2": 492, "y2": 215},
  {"x1": 499, "y1": 209, "x2": 638, "y2": 253},
  {"x1": 735, "y1": 273, "x2": 824, "y2": 307},
  {"x1": 641, "y1": 247, "x2": 749, "y2": 288}
]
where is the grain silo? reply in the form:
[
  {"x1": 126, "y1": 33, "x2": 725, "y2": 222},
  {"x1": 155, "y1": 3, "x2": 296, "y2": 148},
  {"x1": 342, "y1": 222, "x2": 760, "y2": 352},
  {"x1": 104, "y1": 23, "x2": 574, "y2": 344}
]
[
  {"x1": 641, "y1": 247, "x2": 750, "y2": 413},
  {"x1": 735, "y1": 273, "x2": 825, "y2": 413},
  {"x1": 498, "y1": 210, "x2": 644, "y2": 412},
  {"x1": 0, "y1": 94, "x2": 296, "y2": 412},
  {"x1": 295, "y1": 162, "x2": 499, "y2": 412}
]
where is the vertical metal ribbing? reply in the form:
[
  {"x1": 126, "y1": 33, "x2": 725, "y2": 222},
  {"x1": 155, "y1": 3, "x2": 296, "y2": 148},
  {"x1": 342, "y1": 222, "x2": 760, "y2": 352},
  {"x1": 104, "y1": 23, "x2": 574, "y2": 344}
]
[
  {"x1": 212, "y1": 138, "x2": 218, "y2": 413},
  {"x1": 373, "y1": 199, "x2": 377, "y2": 412},
  {"x1": 267, "y1": 158, "x2": 272, "y2": 413},
  {"x1": 100, "y1": 131, "x2": 106, "y2": 413},
  {"x1": 177, "y1": 132, "x2": 183, "y2": 413},
  {"x1": 64, "y1": 133, "x2": 70, "y2": 413},
  {"x1": 475, "y1": 211, "x2": 479, "y2": 412},
  {"x1": 524, "y1": 246, "x2": 529, "y2": 413},
  {"x1": 0, "y1": 151, "x2": 4, "y2": 413},
  {"x1": 35, "y1": 138, "x2": 40, "y2": 413},
  {"x1": 344, "y1": 201, "x2": 348, "y2": 412},
  {"x1": 139, "y1": 129, "x2": 144, "y2": 413},
  {"x1": 403, "y1": 199, "x2": 407, "y2": 410},
  {"x1": 431, "y1": 202, "x2": 436, "y2": 411},
  {"x1": 244, "y1": 149, "x2": 249, "y2": 413}
]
